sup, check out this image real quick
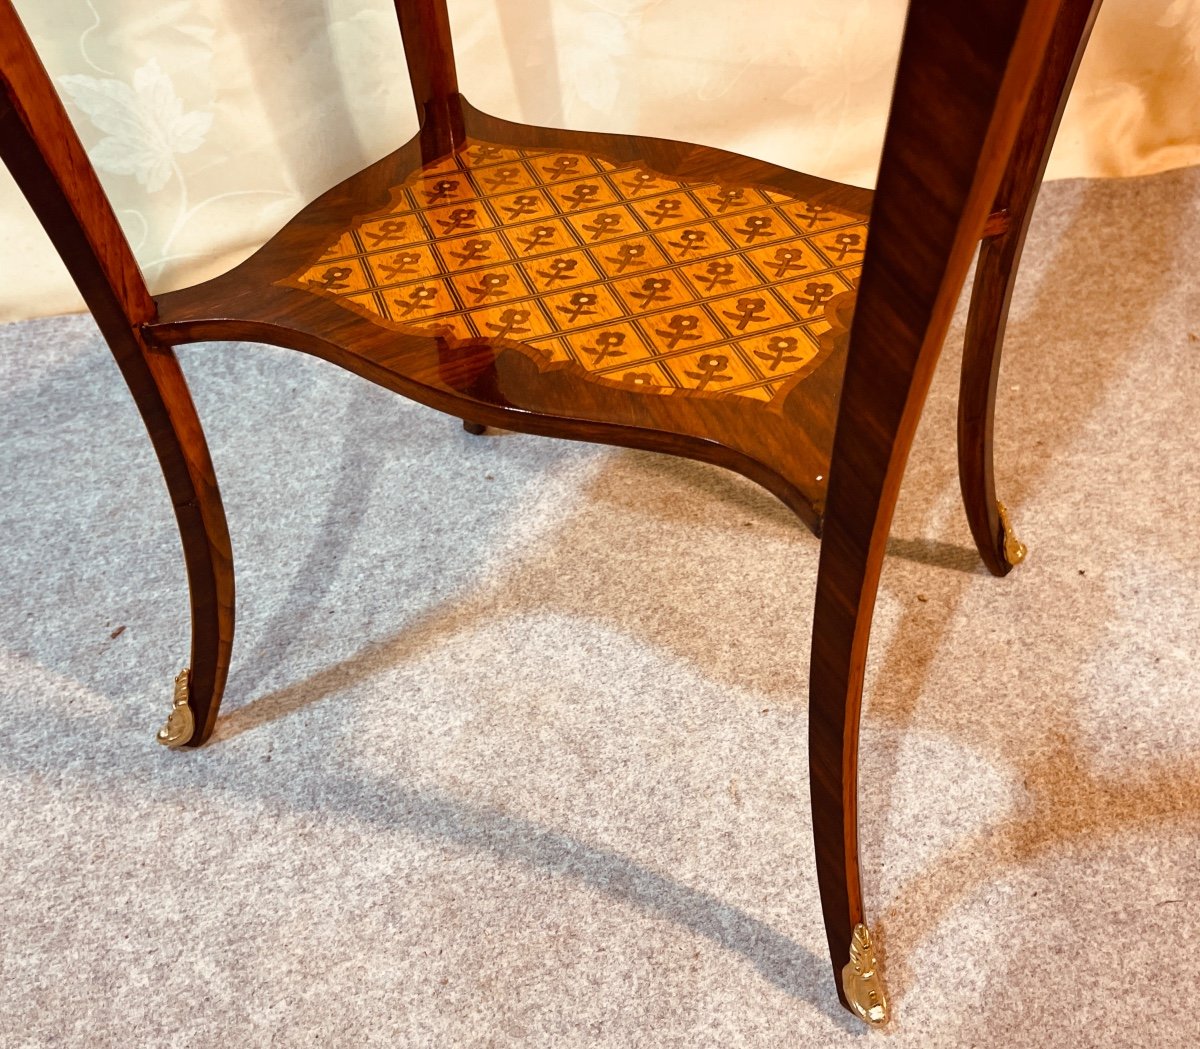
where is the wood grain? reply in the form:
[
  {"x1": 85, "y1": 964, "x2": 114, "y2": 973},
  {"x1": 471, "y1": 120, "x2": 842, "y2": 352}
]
[
  {"x1": 0, "y1": 0, "x2": 234, "y2": 746},
  {"x1": 958, "y1": 0, "x2": 1103, "y2": 575},
  {"x1": 393, "y1": 0, "x2": 464, "y2": 154},
  {"x1": 808, "y1": 0, "x2": 1065, "y2": 1005},
  {"x1": 278, "y1": 137, "x2": 866, "y2": 409},
  {"x1": 149, "y1": 103, "x2": 872, "y2": 533},
  {"x1": 1, "y1": 0, "x2": 1096, "y2": 1018}
]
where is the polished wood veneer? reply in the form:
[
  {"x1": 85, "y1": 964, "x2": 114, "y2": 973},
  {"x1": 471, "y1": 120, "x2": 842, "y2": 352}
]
[
  {"x1": 151, "y1": 105, "x2": 874, "y2": 530},
  {"x1": 1, "y1": 0, "x2": 1102, "y2": 1023},
  {"x1": 284, "y1": 136, "x2": 865, "y2": 408}
]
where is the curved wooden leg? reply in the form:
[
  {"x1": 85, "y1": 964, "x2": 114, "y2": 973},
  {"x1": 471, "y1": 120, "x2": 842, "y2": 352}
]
[
  {"x1": 806, "y1": 7, "x2": 1072, "y2": 1010},
  {"x1": 0, "y1": 5, "x2": 233, "y2": 747},
  {"x1": 462, "y1": 419, "x2": 487, "y2": 435},
  {"x1": 806, "y1": 0, "x2": 1072, "y2": 1018},
  {"x1": 808, "y1": 247, "x2": 960, "y2": 1028},
  {"x1": 810, "y1": 467, "x2": 902, "y2": 1027},
  {"x1": 959, "y1": 231, "x2": 1028, "y2": 577},
  {"x1": 127, "y1": 339, "x2": 234, "y2": 748},
  {"x1": 959, "y1": 0, "x2": 1103, "y2": 576}
]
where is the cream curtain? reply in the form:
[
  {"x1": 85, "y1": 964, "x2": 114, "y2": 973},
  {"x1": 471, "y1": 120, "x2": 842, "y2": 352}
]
[{"x1": 4, "y1": 0, "x2": 1199, "y2": 322}]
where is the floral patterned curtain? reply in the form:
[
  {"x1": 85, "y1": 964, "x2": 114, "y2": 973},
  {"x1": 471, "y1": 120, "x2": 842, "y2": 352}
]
[{"x1": 4, "y1": 0, "x2": 1199, "y2": 321}]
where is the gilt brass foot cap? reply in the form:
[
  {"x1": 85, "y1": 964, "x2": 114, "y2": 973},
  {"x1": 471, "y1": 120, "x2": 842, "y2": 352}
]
[
  {"x1": 997, "y1": 501, "x2": 1028, "y2": 567},
  {"x1": 842, "y1": 923, "x2": 889, "y2": 1026},
  {"x1": 156, "y1": 668, "x2": 195, "y2": 748}
]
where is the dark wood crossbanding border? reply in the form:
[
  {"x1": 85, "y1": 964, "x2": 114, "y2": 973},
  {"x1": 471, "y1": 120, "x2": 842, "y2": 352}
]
[{"x1": 280, "y1": 138, "x2": 866, "y2": 407}]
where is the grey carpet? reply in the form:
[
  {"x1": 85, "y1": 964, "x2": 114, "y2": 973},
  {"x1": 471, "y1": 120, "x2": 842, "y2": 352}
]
[{"x1": 1, "y1": 167, "x2": 1198, "y2": 1047}]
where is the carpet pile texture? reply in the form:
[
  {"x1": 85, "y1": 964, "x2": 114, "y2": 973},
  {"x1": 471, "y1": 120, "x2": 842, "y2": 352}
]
[{"x1": 1, "y1": 168, "x2": 1198, "y2": 1046}]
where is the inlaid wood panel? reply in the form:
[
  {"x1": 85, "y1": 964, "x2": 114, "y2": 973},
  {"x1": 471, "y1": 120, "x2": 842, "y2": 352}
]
[
  {"x1": 3, "y1": 0, "x2": 1092, "y2": 1026},
  {"x1": 280, "y1": 139, "x2": 866, "y2": 407}
]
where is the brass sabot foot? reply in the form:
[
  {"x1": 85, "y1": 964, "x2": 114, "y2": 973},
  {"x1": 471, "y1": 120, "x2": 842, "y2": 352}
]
[
  {"x1": 997, "y1": 501, "x2": 1028, "y2": 567},
  {"x1": 156, "y1": 668, "x2": 195, "y2": 748},
  {"x1": 842, "y1": 923, "x2": 889, "y2": 1026}
]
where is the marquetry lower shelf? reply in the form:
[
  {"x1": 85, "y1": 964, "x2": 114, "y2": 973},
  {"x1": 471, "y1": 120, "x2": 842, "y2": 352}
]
[
  {"x1": 151, "y1": 103, "x2": 875, "y2": 529},
  {"x1": 280, "y1": 136, "x2": 866, "y2": 410}
]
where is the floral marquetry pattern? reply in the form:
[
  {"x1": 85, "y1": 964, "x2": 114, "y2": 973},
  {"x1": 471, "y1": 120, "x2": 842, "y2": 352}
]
[{"x1": 281, "y1": 139, "x2": 867, "y2": 406}]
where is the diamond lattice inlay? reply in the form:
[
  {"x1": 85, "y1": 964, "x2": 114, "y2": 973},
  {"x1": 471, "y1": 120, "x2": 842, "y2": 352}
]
[{"x1": 280, "y1": 139, "x2": 866, "y2": 405}]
